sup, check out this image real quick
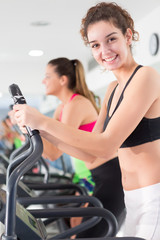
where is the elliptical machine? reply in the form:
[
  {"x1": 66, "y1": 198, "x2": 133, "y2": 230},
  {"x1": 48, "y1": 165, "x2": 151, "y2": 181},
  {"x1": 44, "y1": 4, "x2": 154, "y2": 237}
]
[{"x1": 0, "y1": 83, "x2": 146, "y2": 240}]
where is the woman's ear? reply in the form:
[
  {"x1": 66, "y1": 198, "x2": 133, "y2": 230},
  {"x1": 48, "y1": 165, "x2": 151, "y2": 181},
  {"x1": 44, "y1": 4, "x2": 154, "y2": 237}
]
[
  {"x1": 59, "y1": 75, "x2": 68, "y2": 86},
  {"x1": 125, "y1": 28, "x2": 132, "y2": 46}
]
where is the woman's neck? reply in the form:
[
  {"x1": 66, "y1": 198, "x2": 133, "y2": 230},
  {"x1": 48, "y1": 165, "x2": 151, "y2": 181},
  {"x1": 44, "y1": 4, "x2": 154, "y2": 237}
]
[
  {"x1": 58, "y1": 90, "x2": 75, "y2": 105},
  {"x1": 113, "y1": 60, "x2": 138, "y2": 87}
]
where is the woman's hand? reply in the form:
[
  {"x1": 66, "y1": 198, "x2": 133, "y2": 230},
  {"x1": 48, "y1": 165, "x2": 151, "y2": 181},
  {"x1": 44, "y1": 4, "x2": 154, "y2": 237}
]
[{"x1": 13, "y1": 104, "x2": 44, "y2": 131}]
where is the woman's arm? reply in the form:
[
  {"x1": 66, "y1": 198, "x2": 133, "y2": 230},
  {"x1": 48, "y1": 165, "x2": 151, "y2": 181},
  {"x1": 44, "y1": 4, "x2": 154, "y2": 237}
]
[
  {"x1": 42, "y1": 137, "x2": 63, "y2": 161},
  {"x1": 14, "y1": 67, "x2": 160, "y2": 161},
  {"x1": 40, "y1": 130, "x2": 97, "y2": 163},
  {"x1": 41, "y1": 130, "x2": 113, "y2": 166},
  {"x1": 14, "y1": 102, "x2": 115, "y2": 160}
]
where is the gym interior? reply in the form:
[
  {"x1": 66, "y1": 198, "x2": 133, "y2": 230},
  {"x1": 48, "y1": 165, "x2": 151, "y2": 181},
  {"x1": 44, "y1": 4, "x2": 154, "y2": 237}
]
[{"x1": 0, "y1": 1, "x2": 160, "y2": 240}]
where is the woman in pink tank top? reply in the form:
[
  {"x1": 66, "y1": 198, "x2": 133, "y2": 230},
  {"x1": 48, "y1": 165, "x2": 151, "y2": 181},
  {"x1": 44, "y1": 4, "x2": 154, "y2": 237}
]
[
  {"x1": 41, "y1": 57, "x2": 125, "y2": 235},
  {"x1": 14, "y1": 57, "x2": 125, "y2": 237},
  {"x1": 42, "y1": 58, "x2": 99, "y2": 163}
]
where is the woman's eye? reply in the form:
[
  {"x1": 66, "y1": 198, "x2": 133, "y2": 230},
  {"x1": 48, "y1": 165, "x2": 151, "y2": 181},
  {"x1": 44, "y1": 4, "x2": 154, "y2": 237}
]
[
  {"x1": 108, "y1": 37, "x2": 116, "y2": 43},
  {"x1": 91, "y1": 43, "x2": 99, "y2": 49}
]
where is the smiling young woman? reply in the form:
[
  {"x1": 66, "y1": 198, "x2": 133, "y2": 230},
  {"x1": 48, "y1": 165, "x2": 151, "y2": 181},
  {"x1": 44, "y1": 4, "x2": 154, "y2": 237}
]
[{"x1": 13, "y1": 2, "x2": 160, "y2": 239}]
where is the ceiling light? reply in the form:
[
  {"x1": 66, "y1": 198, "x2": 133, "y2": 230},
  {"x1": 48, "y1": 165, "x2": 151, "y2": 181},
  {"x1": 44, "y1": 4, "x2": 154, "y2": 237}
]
[
  {"x1": 28, "y1": 50, "x2": 44, "y2": 57},
  {"x1": 31, "y1": 21, "x2": 50, "y2": 27}
]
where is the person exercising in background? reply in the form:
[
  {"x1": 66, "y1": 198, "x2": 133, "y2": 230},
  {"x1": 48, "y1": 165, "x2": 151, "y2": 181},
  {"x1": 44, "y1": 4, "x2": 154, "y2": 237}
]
[
  {"x1": 42, "y1": 57, "x2": 98, "y2": 192},
  {"x1": 42, "y1": 57, "x2": 125, "y2": 233},
  {"x1": 13, "y1": 57, "x2": 125, "y2": 236}
]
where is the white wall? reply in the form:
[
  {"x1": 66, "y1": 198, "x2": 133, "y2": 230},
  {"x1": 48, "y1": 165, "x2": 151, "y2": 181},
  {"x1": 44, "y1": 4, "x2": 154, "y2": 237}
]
[{"x1": 134, "y1": 5, "x2": 160, "y2": 69}]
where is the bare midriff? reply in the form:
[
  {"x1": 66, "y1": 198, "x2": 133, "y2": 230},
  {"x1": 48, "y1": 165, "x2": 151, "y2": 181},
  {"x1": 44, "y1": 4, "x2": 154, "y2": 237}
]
[{"x1": 118, "y1": 139, "x2": 160, "y2": 190}]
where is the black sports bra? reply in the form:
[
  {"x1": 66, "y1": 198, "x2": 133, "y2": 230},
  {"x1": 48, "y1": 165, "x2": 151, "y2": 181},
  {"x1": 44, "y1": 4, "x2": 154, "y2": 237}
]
[{"x1": 103, "y1": 65, "x2": 160, "y2": 148}]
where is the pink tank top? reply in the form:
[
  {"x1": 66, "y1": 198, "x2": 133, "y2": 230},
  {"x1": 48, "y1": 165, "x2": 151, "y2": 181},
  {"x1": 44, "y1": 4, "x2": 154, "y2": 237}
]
[{"x1": 59, "y1": 93, "x2": 96, "y2": 132}]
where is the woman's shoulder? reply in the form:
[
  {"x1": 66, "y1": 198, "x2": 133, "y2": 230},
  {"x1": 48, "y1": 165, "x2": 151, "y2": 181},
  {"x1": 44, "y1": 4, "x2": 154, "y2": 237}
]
[
  {"x1": 135, "y1": 65, "x2": 160, "y2": 87},
  {"x1": 138, "y1": 65, "x2": 160, "y2": 78},
  {"x1": 68, "y1": 94, "x2": 97, "y2": 114},
  {"x1": 71, "y1": 94, "x2": 91, "y2": 105},
  {"x1": 108, "y1": 80, "x2": 118, "y2": 90},
  {"x1": 126, "y1": 65, "x2": 160, "y2": 102}
]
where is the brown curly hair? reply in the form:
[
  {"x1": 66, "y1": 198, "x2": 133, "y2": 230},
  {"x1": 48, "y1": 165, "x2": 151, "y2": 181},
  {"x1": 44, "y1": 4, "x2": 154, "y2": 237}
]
[{"x1": 80, "y1": 2, "x2": 139, "y2": 46}]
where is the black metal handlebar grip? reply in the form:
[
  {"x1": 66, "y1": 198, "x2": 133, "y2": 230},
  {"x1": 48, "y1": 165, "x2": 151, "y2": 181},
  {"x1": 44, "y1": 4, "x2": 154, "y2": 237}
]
[
  {"x1": 8, "y1": 83, "x2": 33, "y2": 136},
  {"x1": 9, "y1": 83, "x2": 27, "y2": 105}
]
